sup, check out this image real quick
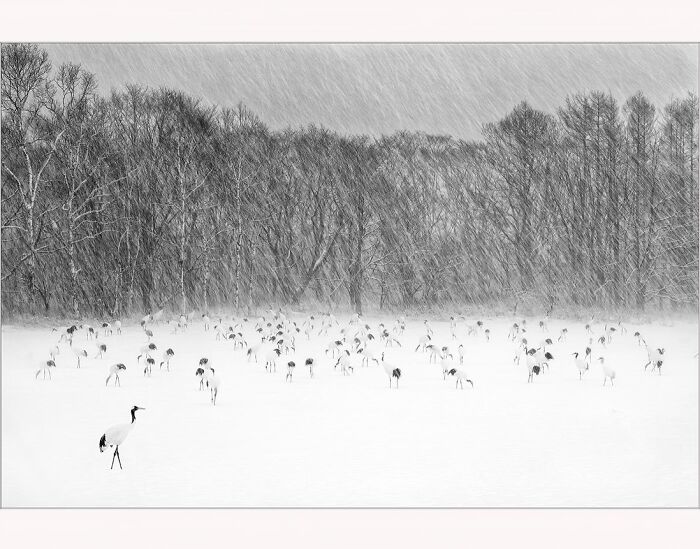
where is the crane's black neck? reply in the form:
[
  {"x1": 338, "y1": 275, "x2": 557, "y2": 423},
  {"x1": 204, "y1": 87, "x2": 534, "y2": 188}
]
[{"x1": 131, "y1": 408, "x2": 137, "y2": 423}]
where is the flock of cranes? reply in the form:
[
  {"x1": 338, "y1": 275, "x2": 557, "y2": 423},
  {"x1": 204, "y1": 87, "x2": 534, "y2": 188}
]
[{"x1": 37, "y1": 309, "x2": 670, "y2": 470}]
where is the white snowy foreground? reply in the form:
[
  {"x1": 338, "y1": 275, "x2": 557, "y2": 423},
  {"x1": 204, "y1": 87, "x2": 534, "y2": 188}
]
[{"x1": 2, "y1": 314, "x2": 697, "y2": 507}]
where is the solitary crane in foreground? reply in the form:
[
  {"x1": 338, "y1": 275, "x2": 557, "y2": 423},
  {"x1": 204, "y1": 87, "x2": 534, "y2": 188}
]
[{"x1": 99, "y1": 406, "x2": 145, "y2": 470}]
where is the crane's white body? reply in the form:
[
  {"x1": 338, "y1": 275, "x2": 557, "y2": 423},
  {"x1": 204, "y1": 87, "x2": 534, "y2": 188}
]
[
  {"x1": 35, "y1": 359, "x2": 56, "y2": 380},
  {"x1": 138, "y1": 343, "x2": 157, "y2": 361},
  {"x1": 99, "y1": 406, "x2": 145, "y2": 469},
  {"x1": 70, "y1": 344, "x2": 88, "y2": 367},
  {"x1": 336, "y1": 351, "x2": 353, "y2": 376},
  {"x1": 599, "y1": 357, "x2": 616, "y2": 386},
  {"x1": 358, "y1": 345, "x2": 379, "y2": 367},
  {"x1": 447, "y1": 368, "x2": 474, "y2": 389},
  {"x1": 265, "y1": 348, "x2": 280, "y2": 372},
  {"x1": 160, "y1": 348, "x2": 175, "y2": 371},
  {"x1": 49, "y1": 345, "x2": 60, "y2": 361},
  {"x1": 440, "y1": 355, "x2": 458, "y2": 380},
  {"x1": 381, "y1": 353, "x2": 401, "y2": 388},
  {"x1": 425, "y1": 344, "x2": 441, "y2": 364},
  {"x1": 644, "y1": 345, "x2": 665, "y2": 374},
  {"x1": 526, "y1": 352, "x2": 542, "y2": 383},
  {"x1": 106, "y1": 363, "x2": 126, "y2": 386},
  {"x1": 415, "y1": 334, "x2": 431, "y2": 352},
  {"x1": 572, "y1": 352, "x2": 589, "y2": 380},
  {"x1": 206, "y1": 371, "x2": 220, "y2": 405}
]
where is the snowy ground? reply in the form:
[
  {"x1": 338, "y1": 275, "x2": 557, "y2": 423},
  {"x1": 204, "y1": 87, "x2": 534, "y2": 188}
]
[{"x1": 2, "y1": 314, "x2": 697, "y2": 507}]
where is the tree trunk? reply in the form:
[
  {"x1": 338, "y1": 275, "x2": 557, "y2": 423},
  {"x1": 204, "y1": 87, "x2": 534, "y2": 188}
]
[
  {"x1": 25, "y1": 204, "x2": 37, "y2": 310},
  {"x1": 67, "y1": 213, "x2": 80, "y2": 317},
  {"x1": 247, "y1": 233, "x2": 256, "y2": 314},
  {"x1": 203, "y1": 255, "x2": 210, "y2": 312},
  {"x1": 234, "y1": 175, "x2": 242, "y2": 311}
]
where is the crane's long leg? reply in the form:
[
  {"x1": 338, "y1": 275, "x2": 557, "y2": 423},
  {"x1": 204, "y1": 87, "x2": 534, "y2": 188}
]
[
  {"x1": 116, "y1": 447, "x2": 122, "y2": 469},
  {"x1": 111, "y1": 447, "x2": 118, "y2": 469}
]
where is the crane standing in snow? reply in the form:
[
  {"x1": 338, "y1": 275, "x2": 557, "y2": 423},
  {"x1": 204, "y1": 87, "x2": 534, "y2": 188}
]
[
  {"x1": 94, "y1": 342, "x2": 107, "y2": 359},
  {"x1": 526, "y1": 349, "x2": 542, "y2": 383},
  {"x1": 573, "y1": 352, "x2": 589, "y2": 380},
  {"x1": 599, "y1": 357, "x2": 616, "y2": 386},
  {"x1": 447, "y1": 368, "x2": 474, "y2": 389},
  {"x1": 160, "y1": 348, "x2": 175, "y2": 371},
  {"x1": 105, "y1": 363, "x2": 127, "y2": 387},
  {"x1": 335, "y1": 350, "x2": 354, "y2": 376},
  {"x1": 137, "y1": 343, "x2": 157, "y2": 362},
  {"x1": 285, "y1": 361, "x2": 296, "y2": 382},
  {"x1": 195, "y1": 358, "x2": 212, "y2": 390},
  {"x1": 206, "y1": 370, "x2": 221, "y2": 405},
  {"x1": 70, "y1": 342, "x2": 88, "y2": 368},
  {"x1": 35, "y1": 359, "x2": 56, "y2": 380},
  {"x1": 381, "y1": 353, "x2": 401, "y2": 388},
  {"x1": 99, "y1": 406, "x2": 145, "y2": 470},
  {"x1": 643, "y1": 347, "x2": 665, "y2": 374},
  {"x1": 49, "y1": 344, "x2": 60, "y2": 361},
  {"x1": 305, "y1": 357, "x2": 315, "y2": 378}
]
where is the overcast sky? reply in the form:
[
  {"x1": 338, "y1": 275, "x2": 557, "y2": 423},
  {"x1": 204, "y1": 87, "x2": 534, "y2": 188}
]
[{"x1": 41, "y1": 44, "x2": 698, "y2": 140}]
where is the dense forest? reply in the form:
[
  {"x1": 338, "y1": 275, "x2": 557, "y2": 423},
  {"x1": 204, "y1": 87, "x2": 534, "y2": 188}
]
[{"x1": 1, "y1": 43, "x2": 698, "y2": 318}]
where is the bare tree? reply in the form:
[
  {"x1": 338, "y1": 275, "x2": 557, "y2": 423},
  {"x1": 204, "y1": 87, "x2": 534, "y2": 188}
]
[{"x1": 1, "y1": 44, "x2": 63, "y2": 309}]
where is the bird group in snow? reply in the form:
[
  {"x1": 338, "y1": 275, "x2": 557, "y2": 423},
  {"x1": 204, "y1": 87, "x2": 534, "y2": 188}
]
[{"x1": 33, "y1": 308, "x2": 676, "y2": 470}]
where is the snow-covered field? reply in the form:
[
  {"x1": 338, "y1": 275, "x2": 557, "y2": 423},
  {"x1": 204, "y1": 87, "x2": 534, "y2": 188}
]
[{"x1": 2, "y1": 314, "x2": 697, "y2": 507}]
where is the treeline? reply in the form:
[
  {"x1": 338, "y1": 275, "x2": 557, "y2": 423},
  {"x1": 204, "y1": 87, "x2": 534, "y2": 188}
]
[{"x1": 1, "y1": 43, "x2": 698, "y2": 318}]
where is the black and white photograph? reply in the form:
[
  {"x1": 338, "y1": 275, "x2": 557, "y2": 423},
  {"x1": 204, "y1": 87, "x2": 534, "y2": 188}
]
[{"x1": 1, "y1": 39, "x2": 698, "y2": 509}]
